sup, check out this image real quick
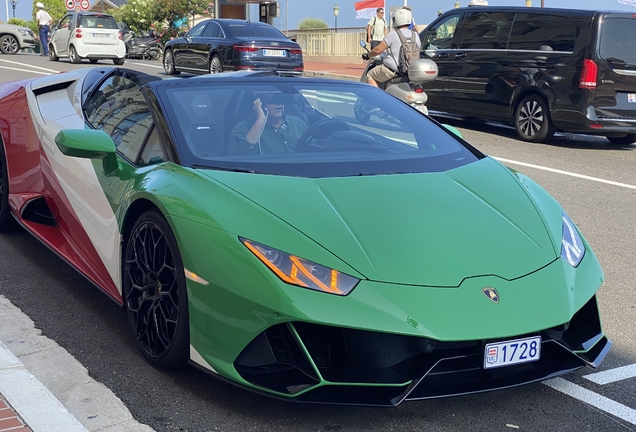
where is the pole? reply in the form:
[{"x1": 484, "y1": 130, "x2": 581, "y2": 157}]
[
  {"x1": 5, "y1": 0, "x2": 9, "y2": 24},
  {"x1": 285, "y1": 0, "x2": 288, "y2": 34}
]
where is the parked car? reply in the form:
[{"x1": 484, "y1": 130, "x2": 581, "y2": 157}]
[
  {"x1": 49, "y1": 12, "x2": 125, "y2": 65},
  {"x1": 0, "y1": 23, "x2": 36, "y2": 55},
  {"x1": 0, "y1": 66, "x2": 610, "y2": 405},
  {"x1": 420, "y1": 7, "x2": 636, "y2": 144},
  {"x1": 163, "y1": 19, "x2": 303, "y2": 75}
]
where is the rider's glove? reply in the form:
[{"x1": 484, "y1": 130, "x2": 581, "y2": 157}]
[{"x1": 362, "y1": 53, "x2": 370, "y2": 60}]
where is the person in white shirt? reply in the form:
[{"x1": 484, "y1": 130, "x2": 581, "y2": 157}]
[
  {"x1": 366, "y1": 8, "x2": 387, "y2": 49},
  {"x1": 35, "y1": 2, "x2": 52, "y2": 57}
]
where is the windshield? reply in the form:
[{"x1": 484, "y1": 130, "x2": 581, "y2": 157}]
[
  {"x1": 156, "y1": 79, "x2": 483, "y2": 178},
  {"x1": 599, "y1": 18, "x2": 636, "y2": 66},
  {"x1": 79, "y1": 14, "x2": 118, "y2": 29},
  {"x1": 225, "y1": 23, "x2": 286, "y2": 38}
]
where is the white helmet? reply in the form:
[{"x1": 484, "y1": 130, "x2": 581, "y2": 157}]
[
  {"x1": 468, "y1": 0, "x2": 488, "y2": 5},
  {"x1": 392, "y1": 8, "x2": 412, "y2": 28},
  {"x1": 36, "y1": 2, "x2": 45, "y2": 7}
]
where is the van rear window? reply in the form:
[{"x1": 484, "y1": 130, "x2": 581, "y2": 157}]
[
  {"x1": 79, "y1": 14, "x2": 118, "y2": 29},
  {"x1": 599, "y1": 18, "x2": 636, "y2": 65},
  {"x1": 508, "y1": 14, "x2": 577, "y2": 52}
]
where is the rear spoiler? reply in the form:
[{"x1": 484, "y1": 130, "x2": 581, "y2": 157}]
[{"x1": 30, "y1": 72, "x2": 83, "y2": 96}]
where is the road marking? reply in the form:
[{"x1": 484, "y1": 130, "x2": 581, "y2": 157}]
[
  {"x1": 129, "y1": 61, "x2": 164, "y2": 69},
  {"x1": 0, "y1": 65, "x2": 51, "y2": 76},
  {"x1": 494, "y1": 157, "x2": 636, "y2": 191},
  {"x1": 584, "y1": 364, "x2": 636, "y2": 385},
  {"x1": 0, "y1": 58, "x2": 61, "y2": 73},
  {"x1": 543, "y1": 377, "x2": 636, "y2": 425}
]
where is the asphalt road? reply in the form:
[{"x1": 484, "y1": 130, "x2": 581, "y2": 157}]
[{"x1": 0, "y1": 53, "x2": 635, "y2": 432}]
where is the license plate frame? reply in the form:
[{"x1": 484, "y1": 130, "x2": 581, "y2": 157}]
[
  {"x1": 93, "y1": 33, "x2": 110, "y2": 38},
  {"x1": 484, "y1": 336, "x2": 541, "y2": 369},
  {"x1": 263, "y1": 49, "x2": 285, "y2": 57}
]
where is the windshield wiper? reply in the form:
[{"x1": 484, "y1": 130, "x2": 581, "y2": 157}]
[{"x1": 191, "y1": 164, "x2": 256, "y2": 173}]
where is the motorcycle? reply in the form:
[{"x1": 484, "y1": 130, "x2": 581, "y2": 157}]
[
  {"x1": 355, "y1": 40, "x2": 438, "y2": 124},
  {"x1": 122, "y1": 29, "x2": 163, "y2": 61}
]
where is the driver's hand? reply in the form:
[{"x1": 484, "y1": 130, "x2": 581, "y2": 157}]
[
  {"x1": 362, "y1": 53, "x2": 370, "y2": 61},
  {"x1": 253, "y1": 98, "x2": 267, "y2": 122}
]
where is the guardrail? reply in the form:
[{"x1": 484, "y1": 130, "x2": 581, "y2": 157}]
[{"x1": 285, "y1": 27, "x2": 367, "y2": 56}]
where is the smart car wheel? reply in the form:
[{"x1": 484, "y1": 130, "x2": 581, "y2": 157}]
[
  {"x1": 0, "y1": 35, "x2": 19, "y2": 55},
  {"x1": 514, "y1": 94, "x2": 555, "y2": 143},
  {"x1": 89, "y1": 59, "x2": 98, "y2": 63},
  {"x1": 48, "y1": 45, "x2": 59, "y2": 61},
  {"x1": 69, "y1": 45, "x2": 81, "y2": 64},
  {"x1": 123, "y1": 210, "x2": 189, "y2": 368},
  {"x1": 0, "y1": 143, "x2": 15, "y2": 232},
  {"x1": 113, "y1": 57, "x2": 125, "y2": 65},
  {"x1": 163, "y1": 49, "x2": 180, "y2": 75},
  {"x1": 209, "y1": 55, "x2": 223, "y2": 74},
  {"x1": 606, "y1": 134, "x2": 636, "y2": 145}
]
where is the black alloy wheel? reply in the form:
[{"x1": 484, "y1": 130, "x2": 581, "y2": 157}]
[
  {"x1": 0, "y1": 143, "x2": 15, "y2": 231},
  {"x1": 514, "y1": 94, "x2": 555, "y2": 143},
  {"x1": 0, "y1": 35, "x2": 19, "y2": 55},
  {"x1": 209, "y1": 54, "x2": 223, "y2": 74},
  {"x1": 123, "y1": 210, "x2": 189, "y2": 368},
  {"x1": 163, "y1": 49, "x2": 180, "y2": 75},
  {"x1": 606, "y1": 134, "x2": 636, "y2": 145}
]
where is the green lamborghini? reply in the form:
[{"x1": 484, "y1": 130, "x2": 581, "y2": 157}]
[{"x1": 0, "y1": 67, "x2": 610, "y2": 405}]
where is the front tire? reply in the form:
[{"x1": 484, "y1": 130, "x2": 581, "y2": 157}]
[
  {"x1": 0, "y1": 35, "x2": 19, "y2": 55},
  {"x1": 69, "y1": 45, "x2": 81, "y2": 64},
  {"x1": 209, "y1": 54, "x2": 222, "y2": 74},
  {"x1": 123, "y1": 210, "x2": 189, "y2": 369},
  {"x1": 606, "y1": 134, "x2": 636, "y2": 145},
  {"x1": 163, "y1": 49, "x2": 180, "y2": 75},
  {"x1": 514, "y1": 94, "x2": 555, "y2": 142},
  {"x1": 0, "y1": 143, "x2": 16, "y2": 232},
  {"x1": 48, "y1": 44, "x2": 59, "y2": 61}
]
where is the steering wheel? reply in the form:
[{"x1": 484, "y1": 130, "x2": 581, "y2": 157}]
[{"x1": 295, "y1": 118, "x2": 352, "y2": 153}]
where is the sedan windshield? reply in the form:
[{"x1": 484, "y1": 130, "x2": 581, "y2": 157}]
[
  {"x1": 156, "y1": 79, "x2": 483, "y2": 177},
  {"x1": 225, "y1": 23, "x2": 285, "y2": 38}
]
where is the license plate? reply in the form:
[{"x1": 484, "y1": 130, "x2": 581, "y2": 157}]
[
  {"x1": 484, "y1": 336, "x2": 541, "y2": 369},
  {"x1": 415, "y1": 104, "x2": 428, "y2": 115},
  {"x1": 628, "y1": 94, "x2": 636, "y2": 103},
  {"x1": 263, "y1": 49, "x2": 285, "y2": 57},
  {"x1": 93, "y1": 33, "x2": 110, "y2": 38}
]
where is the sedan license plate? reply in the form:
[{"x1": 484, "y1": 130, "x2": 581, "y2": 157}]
[
  {"x1": 484, "y1": 336, "x2": 541, "y2": 369},
  {"x1": 263, "y1": 49, "x2": 285, "y2": 57}
]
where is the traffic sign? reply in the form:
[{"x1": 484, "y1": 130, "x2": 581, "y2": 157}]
[
  {"x1": 80, "y1": 0, "x2": 90, "y2": 10},
  {"x1": 66, "y1": 0, "x2": 75, "y2": 9},
  {"x1": 74, "y1": 5, "x2": 81, "y2": 11}
]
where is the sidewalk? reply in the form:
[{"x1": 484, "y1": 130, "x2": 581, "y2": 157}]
[{"x1": 303, "y1": 59, "x2": 366, "y2": 81}]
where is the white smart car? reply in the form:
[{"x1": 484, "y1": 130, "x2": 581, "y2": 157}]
[{"x1": 49, "y1": 12, "x2": 125, "y2": 64}]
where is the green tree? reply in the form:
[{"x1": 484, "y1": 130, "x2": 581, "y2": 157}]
[
  {"x1": 31, "y1": 0, "x2": 67, "y2": 25},
  {"x1": 8, "y1": 18, "x2": 29, "y2": 27},
  {"x1": 151, "y1": 0, "x2": 211, "y2": 30},
  {"x1": 297, "y1": 17, "x2": 328, "y2": 30},
  {"x1": 111, "y1": 0, "x2": 154, "y2": 33}
]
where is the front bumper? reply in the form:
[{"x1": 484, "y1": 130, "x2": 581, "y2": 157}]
[{"x1": 232, "y1": 295, "x2": 610, "y2": 405}]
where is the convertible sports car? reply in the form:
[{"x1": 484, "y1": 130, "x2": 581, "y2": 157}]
[{"x1": 0, "y1": 67, "x2": 610, "y2": 405}]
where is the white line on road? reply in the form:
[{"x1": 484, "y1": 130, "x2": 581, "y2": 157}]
[
  {"x1": 129, "y1": 62, "x2": 165, "y2": 69},
  {"x1": 494, "y1": 157, "x2": 636, "y2": 190},
  {"x1": 0, "y1": 58, "x2": 61, "y2": 73},
  {"x1": 0, "y1": 65, "x2": 51, "y2": 76},
  {"x1": 584, "y1": 364, "x2": 636, "y2": 385},
  {"x1": 543, "y1": 377, "x2": 636, "y2": 426}
]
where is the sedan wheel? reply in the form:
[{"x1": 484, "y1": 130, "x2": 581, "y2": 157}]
[
  {"x1": 163, "y1": 49, "x2": 180, "y2": 75},
  {"x1": 514, "y1": 94, "x2": 555, "y2": 143},
  {"x1": 69, "y1": 45, "x2": 81, "y2": 64},
  {"x1": 124, "y1": 210, "x2": 189, "y2": 368},
  {"x1": 209, "y1": 55, "x2": 223, "y2": 74},
  {"x1": 0, "y1": 143, "x2": 15, "y2": 232},
  {"x1": 0, "y1": 35, "x2": 19, "y2": 55},
  {"x1": 606, "y1": 134, "x2": 636, "y2": 145}
]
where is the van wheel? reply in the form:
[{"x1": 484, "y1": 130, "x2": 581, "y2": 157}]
[
  {"x1": 514, "y1": 94, "x2": 555, "y2": 142},
  {"x1": 606, "y1": 134, "x2": 636, "y2": 145},
  {"x1": 69, "y1": 45, "x2": 81, "y2": 64}
]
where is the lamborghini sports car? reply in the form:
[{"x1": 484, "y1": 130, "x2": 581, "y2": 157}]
[{"x1": 0, "y1": 67, "x2": 610, "y2": 406}]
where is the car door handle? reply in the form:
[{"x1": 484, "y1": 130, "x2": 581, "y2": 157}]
[
  {"x1": 455, "y1": 53, "x2": 466, "y2": 59},
  {"x1": 438, "y1": 53, "x2": 449, "y2": 59}
]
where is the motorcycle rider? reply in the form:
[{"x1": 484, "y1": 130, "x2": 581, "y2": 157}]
[{"x1": 362, "y1": 8, "x2": 421, "y2": 88}]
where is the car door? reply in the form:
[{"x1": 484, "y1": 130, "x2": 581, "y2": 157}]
[
  {"x1": 51, "y1": 14, "x2": 72, "y2": 56},
  {"x1": 444, "y1": 12, "x2": 514, "y2": 118},
  {"x1": 420, "y1": 13, "x2": 463, "y2": 110},
  {"x1": 199, "y1": 21, "x2": 224, "y2": 71},
  {"x1": 176, "y1": 21, "x2": 208, "y2": 71}
]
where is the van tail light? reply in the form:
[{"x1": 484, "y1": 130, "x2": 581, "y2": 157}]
[
  {"x1": 75, "y1": 28, "x2": 82, "y2": 38},
  {"x1": 579, "y1": 58, "x2": 598, "y2": 89},
  {"x1": 234, "y1": 44, "x2": 258, "y2": 52}
]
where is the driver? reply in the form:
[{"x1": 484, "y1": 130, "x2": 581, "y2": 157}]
[{"x1": 228, "y1": 92, "x2": 307, "y2": 155}]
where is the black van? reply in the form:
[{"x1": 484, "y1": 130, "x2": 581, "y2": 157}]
[{"x1": 420, "y1": 7, "x2": 636, "y2": 144}]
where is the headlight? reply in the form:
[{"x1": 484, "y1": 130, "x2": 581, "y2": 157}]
[
  {"x1": 561, "y1": 212, "x2": 585, "y2": 267},
  {"x1": 241, "y1": 238, "x2": 359, "y2": 296},
  {"x1": 19, "y1": 30, "x2": 30, "y2": 37}
]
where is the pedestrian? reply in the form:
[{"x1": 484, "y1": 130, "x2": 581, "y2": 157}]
[
  {"x1": 35, "y1": 2, "x2": 52, "y2": 57},
  {"x1": 366, "y1": 8, "x2": 387, "y2": 49}
]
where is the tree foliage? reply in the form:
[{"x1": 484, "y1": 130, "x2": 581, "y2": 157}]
[
  {"x1": 110, "y1": 0, "x2": 154, "y2": 33},
  {"x1": 8, "y1": 18, "x2": 29, "y2": 27},
  {"x1": 31, "y1": 0, "x2": 67, "y2": 25},
  {"x1": 297, "y1": 17, "x2": 328, "y2": 30},
  {"x1": 151, "y1": 0, "x2": 211, "y2": 29}
]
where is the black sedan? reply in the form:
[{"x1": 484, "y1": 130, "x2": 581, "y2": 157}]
[{"x1": 163, "y1": 19, "x2": 303, "y2": 75}]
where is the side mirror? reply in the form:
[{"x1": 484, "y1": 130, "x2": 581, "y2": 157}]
[
  {"x1": 51, "y1": 25, "x2": 58, "y2": 31},
  {"x1": 178, "y1": 31, "x2": 186, "y2": 37},
  {"x1": 55, "y1": 129, "x2": 121, "y2": 176}
]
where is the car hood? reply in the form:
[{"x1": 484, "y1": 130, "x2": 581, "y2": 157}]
[{"x1": 201, "y1": 158, "x2": 558, "y2": 286}]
